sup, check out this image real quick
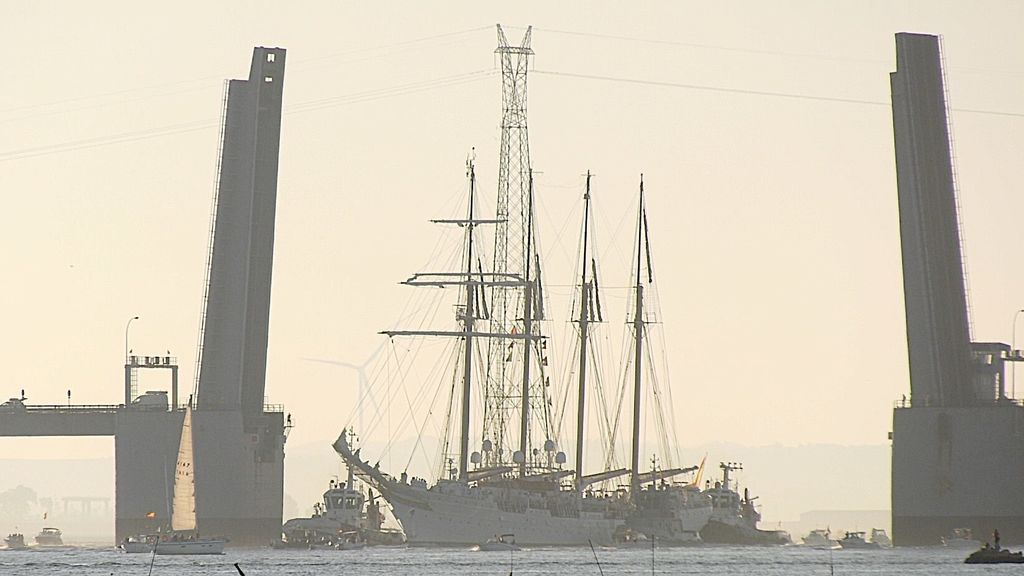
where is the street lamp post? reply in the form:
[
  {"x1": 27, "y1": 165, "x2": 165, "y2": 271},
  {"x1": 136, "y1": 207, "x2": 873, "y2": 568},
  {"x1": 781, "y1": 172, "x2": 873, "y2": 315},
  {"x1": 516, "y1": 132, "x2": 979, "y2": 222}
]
[
  {"x1": 1013, "y1": 309, "x2": 1024, "y2": 400},
  {"x1": 124, "y1": 316, "x2": 140, "y2": 406},
  {"x1": 125, "y1": 316, "x2": 139, "y2": 364}
]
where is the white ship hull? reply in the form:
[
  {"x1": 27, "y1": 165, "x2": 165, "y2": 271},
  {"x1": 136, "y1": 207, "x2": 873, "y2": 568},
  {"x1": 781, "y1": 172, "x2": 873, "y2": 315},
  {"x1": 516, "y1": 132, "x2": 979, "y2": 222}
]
[
  {"x1": 390, "y1": 493, "x2": 622, "y2": 546},
  {"x1": 122, "y1": 538, "x2": 225, "y2": 555},
  {"x1": 153, "y1": 540, "x2": 226, "y2": 555},
  {"x1": 334, "y1": 434, "x2": 712, "y2": 546},
  {"x1": 120, "y1": 541, "x2": 154, "y2": 554}
]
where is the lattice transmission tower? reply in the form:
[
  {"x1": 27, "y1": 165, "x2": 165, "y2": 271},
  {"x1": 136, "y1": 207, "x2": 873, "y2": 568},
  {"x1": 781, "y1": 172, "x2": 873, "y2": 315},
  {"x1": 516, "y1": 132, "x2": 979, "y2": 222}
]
[{"x1": 482, "y1": 24, "x2": 551, "y2": 468}]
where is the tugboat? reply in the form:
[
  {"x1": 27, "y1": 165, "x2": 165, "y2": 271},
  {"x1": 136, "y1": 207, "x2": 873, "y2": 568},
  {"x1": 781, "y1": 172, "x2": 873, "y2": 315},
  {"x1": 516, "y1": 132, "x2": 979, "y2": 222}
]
[
  {"x1": 699, "y1": 462, "x2": 791, "y2": 545},
  {"x1": 281, "y1": 434, "x2": 405, "y2": 549},
  {"x1": 965, "y1": 530, "x2": 1024, "y2": 564},
  {"x1": 280, "y1": 477, "x2": 364, "y2": 548},
  {"x1": 34, "y1": 527, "x2": 63, "y2": 546},
  {"x1": 4, "y1": 533, "x2": 27, "y2": 550}
]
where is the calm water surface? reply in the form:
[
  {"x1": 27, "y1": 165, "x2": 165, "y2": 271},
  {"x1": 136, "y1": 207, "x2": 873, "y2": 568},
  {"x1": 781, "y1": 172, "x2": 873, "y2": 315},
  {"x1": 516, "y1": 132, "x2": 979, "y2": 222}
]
[{"x1": 0, "y1": 545, "x2": 994, "y2": 575}]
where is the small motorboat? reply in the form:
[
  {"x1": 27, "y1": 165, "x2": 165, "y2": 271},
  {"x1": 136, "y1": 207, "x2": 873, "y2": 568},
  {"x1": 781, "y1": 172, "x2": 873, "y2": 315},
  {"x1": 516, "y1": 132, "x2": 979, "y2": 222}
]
[
  {"x1": 477, "y1": 533, "x2": 520, "y2": 552},
  {"x1": 4, "y1": 533, "x2": 27, "y2": 550},
  {"x1": 802, "y1": 528, "x2": 839, "y2": 549},
  {"x1": 966, "y1": 546, "x2": 1024, "y2": 564},
  {"x1": 942, "y1": 527, "x2": 980, "y2": 549},
  {"x1": 837, "y1": 531, "x2": 880, "y2": 549},
  {"x1": 34, "y1": 528, "x2": 63, "y2": 546},
  {"x1": 870, "y1": 528, "x2": 892, "y2": 548},
  {"x1": 615, "y1": 528, "x2": 654, "y2": 549},
  {"x1": 119, "y1": 534, "x2": 158, "y2": 553}
]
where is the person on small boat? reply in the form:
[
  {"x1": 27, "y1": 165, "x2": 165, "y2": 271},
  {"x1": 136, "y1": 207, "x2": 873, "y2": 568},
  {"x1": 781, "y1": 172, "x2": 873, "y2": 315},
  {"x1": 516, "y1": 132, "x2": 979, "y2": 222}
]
[{"x1": 995, "y1": 529, "x2": 1002, "y2": 551}]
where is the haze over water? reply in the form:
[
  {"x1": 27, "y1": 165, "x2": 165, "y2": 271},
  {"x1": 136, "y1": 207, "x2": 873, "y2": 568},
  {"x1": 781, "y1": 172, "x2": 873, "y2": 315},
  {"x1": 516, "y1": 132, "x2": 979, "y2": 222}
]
[{"x1": 0, "y1": 546, "x2": 988, "y2": 576}]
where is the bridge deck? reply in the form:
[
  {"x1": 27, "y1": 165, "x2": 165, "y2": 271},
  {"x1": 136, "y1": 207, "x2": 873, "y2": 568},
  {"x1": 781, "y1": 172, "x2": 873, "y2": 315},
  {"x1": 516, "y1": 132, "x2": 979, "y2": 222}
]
[
  {"x1": 0, "y1": 407, "x2": 125, "y2": 436},
  {"x1": 0, "y1": 404, "x2": 283, "y2": 437}
]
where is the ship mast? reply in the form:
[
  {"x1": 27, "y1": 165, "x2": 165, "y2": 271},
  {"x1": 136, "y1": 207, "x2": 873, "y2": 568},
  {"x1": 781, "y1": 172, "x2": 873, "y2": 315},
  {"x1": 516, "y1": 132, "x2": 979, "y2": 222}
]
[
  {"x1": 630, "y1": 175, "x2": 647, "y2": 504},
  {"x1": 459, "y1": 160, "x2": 478, "y2": 481},
  {"x1": 575, "y1": 171, "x2": 594, "y2": 491},
  {"x1": 518, "y1": 170, "x2": 535, "y2": 477},
  {"x1": 380, "y1": 156, "x2": 541, "y2": 483}
]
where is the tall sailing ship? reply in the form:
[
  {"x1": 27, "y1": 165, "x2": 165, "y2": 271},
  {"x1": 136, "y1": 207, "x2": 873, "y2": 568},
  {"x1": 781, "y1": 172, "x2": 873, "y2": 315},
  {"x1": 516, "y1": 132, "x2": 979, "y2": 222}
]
[{"x1": 332, "y1": 25, "x2": 710, "y2": 546}]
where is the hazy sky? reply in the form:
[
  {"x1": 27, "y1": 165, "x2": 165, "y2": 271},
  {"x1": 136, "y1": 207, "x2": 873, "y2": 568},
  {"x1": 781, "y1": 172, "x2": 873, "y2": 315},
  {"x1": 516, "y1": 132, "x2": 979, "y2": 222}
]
[{"x1": 1, "y1": 0, "x2": 1023, "y2": 499}]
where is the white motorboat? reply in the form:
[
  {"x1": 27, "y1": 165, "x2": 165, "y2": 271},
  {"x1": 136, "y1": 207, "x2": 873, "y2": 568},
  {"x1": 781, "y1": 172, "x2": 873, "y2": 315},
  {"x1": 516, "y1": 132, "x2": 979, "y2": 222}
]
[
  {"x1": 477, "y1": 534, "x2": 520, "y2": 552},
  {"x1": 4, "y1": 533, "x2": 27, "y2": 550},
  {"x1": 838, "y1": 531, "x2": 880, "y2": 549},
  {"x1": 871, "y1": 528, "x2": 892, "y2": 548},
  {"x1": 943, "y1": 527, "x2": 981, "y2": 549},
  {"x1": 34, "y1": 528, "x2": 63, "y2": 546},
  {"x1": 802, "y1": 528, "x2": 839, "y2": 549},
  {"x1": 120, "y1": 534, "x2": 157, "y2": 553}
]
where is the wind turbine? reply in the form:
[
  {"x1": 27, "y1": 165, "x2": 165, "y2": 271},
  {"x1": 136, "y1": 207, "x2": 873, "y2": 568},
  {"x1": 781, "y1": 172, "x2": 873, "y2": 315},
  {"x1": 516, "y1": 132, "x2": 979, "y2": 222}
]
[{"x1": 303, "y1": 341, "x2": 387, "y2": 433}]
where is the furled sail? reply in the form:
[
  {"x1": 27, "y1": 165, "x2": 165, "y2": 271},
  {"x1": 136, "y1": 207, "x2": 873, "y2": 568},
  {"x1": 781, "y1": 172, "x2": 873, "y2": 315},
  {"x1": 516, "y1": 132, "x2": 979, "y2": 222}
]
[{"x1": 171, "y1": 406, "x2": 197, "y2": 531}]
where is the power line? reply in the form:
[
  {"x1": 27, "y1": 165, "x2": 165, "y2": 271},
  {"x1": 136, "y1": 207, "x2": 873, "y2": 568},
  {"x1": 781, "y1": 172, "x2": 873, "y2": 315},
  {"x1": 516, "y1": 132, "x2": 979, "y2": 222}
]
[
  {"x1": 533, "y1": 27, "x2": 888, "y2": 66},
  {"x1": 535, "y1": 69, "x2": 888, "y2": 106},
  {"x1": 0, "y1": 26, "x2": 493, "y2": 123},
  {"x1": 531, "y1": 27, "x2": 1024, "y2": 78},
  {"x1": 0, "y1": 120, "x2": 218, "y2": 162},
  {"x1": 287, "y1": 69, "x2": 495, "y2": 114},
  {"x1": 3, "y1": 63, "x2": 1020, "y2": 163},
  {"x1": 533, "y1": 69, "x2": 1024, "y2": 117},
  {"x1": 0, "y1": 70, "x2": 497, "y2": 163}
]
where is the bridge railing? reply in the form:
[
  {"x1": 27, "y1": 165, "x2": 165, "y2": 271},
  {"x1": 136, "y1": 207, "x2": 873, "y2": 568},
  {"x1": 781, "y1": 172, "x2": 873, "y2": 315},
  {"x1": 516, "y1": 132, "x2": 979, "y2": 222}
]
[
  {"x1": 893, "y1": 397, "x2": 1024, "y2": 409},
  {"x1": 21, "y1": 404, "x2": 125, "y2": 412}
]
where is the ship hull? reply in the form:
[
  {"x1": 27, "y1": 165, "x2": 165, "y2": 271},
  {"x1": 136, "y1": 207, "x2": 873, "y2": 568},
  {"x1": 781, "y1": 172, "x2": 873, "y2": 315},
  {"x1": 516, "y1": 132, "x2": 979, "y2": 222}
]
[
  {"x1": 389, "y1": 492, "x2": 622, "y2": 546},
  {"x1": 123, "y1": 538, "x2": 226, "y2": 554},
  {"x1": 121, "y1": 541, "x2": 154, "y2": 554},
  {"x1": 153, "y1": 540, "x2": 226, "y2": 555},
  {"x1": 700, "y1": 519, "x2": 791, "y2": 545},
  {"x1": 625, "y1": 505, "x2": 713, "y2": 545}
]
